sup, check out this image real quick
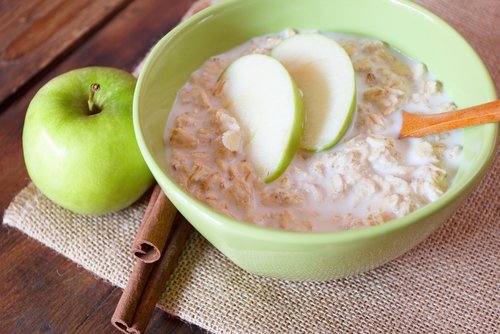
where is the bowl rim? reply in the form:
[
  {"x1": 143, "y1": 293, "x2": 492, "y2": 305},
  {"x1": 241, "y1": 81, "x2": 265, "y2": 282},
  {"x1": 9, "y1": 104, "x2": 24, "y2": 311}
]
[{"x1": 134, "y1": 0, "x2": 498, "y2": 244}]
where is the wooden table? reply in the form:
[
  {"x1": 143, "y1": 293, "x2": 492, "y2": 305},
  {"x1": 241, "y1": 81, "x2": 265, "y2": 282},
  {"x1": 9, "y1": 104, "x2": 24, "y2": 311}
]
[{"x1": 0, "y1": 1, "x2": 498, "y2": 333}]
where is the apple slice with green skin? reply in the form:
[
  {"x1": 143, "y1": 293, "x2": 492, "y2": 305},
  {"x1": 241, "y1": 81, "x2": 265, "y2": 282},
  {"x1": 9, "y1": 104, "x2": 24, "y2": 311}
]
[
  {"x1": 23, "y1": 67, "x2": 154, "y2": 215},
  {"x1": 219, "y1": 54, "x2": 304, "y2": 183},
  {"x1": 272, "y1": 33, "x2": 356, "y2": 152}
]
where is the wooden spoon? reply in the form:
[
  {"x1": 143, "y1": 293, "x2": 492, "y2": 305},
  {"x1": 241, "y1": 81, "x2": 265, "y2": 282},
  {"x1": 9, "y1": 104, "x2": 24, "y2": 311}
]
[{"x1": 400, "y1": 100, "x2": 500, "y2": 138}]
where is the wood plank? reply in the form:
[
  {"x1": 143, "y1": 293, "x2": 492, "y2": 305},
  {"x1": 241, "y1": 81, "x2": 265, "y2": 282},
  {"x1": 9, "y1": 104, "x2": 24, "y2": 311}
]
[
  {"x1": 0, "y1": 124, "x2": 27, "y2": 213},
  {"x1": 0, "y1": 0, "x2": 201, "y2": 332},
  {"x1": 0, "y1": 225, "x2": 115, "y2": 334},
  {"x1": 72, "y1": 288, "x2": 120, "y2": 334},
  {"x1": 0, "y1": 0, "x2": 132, "y2": 107},
  {"x1": 0, "y1": 0, "x2": 62, "y2": 42},
  {"x1": 73, "y1": 289, "x2": 207, "y2": 333}
]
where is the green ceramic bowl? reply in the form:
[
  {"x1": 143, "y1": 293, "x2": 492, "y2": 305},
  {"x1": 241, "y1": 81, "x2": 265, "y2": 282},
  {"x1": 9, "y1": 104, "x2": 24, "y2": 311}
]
[{"x1": 134, "y1": 0, "x2": 497, "y2": 280}]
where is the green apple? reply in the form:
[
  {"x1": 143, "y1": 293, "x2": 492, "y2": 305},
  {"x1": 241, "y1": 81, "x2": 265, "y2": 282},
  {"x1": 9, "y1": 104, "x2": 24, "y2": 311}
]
[
  {"x1": 22, "y1": 67, "x2": 154, "y2": 215},
  {"x1": 272, "y1": 33, "x2": 356, "y2": 152},
  {"x1": 219, "y1": 54, "x2": 304, "y2": 183}
]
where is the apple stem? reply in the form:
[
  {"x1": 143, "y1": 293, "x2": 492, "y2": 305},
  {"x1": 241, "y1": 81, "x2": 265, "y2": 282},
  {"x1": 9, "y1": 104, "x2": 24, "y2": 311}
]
[{"x1": 88, "y1": 83, "x2": 100, "y2": 114}]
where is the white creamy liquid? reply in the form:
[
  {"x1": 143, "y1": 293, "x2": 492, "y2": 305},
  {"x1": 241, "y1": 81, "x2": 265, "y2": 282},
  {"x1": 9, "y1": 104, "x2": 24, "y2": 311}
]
[{"x1": 166, "y1": 30, "x2": 462, "y2": 232}]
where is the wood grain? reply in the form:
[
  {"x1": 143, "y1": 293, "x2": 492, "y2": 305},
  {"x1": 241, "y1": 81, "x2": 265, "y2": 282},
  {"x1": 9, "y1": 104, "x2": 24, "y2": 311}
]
[
  {"x1": 73, "y1": 289, "x2": 206, "y2": 333},
  {"x1": 401, "y1": 100, "x2": 500, "y2": 138},
  {"x1": 0, "y1": 0, "x2": 497, "y2": 333},
  {"x1": 0, "y1": 225, "x2": 115, "y2": 334},
  {"x1": 5, "y1": 1, "x2": 89, "y2": 60},
  {"x1": 0, "y1": 0, "x2": 132, "y2": 107},
  {"x1": 0, "y1": 0, "x2": 199, "y2": 333}
]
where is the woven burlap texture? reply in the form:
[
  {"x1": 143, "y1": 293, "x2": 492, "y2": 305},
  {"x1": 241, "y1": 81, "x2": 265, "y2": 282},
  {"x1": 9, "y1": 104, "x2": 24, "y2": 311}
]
[{"x1": 3, "y1": 151, "x2": 499, "y2": 333}]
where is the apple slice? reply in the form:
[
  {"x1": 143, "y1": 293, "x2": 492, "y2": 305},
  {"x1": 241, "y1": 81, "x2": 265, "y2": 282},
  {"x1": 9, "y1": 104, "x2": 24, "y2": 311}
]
[
  {"x1": 219, "y1": 54, "x2": 304, "y2": 183},
  {"x1": 272, "y1": 33, "x2": 356, "y2": 151}
]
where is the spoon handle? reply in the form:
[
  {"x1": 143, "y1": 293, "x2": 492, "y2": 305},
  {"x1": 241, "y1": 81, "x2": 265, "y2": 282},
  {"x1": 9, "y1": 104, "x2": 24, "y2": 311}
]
[{"x1": 400, "y1": 100, "x2": 500, "y2": 138}]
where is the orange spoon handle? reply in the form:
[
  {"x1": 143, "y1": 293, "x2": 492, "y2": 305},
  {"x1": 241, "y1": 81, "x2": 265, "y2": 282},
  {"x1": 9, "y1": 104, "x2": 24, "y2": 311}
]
[{"x1": 400, "y1": 100, "x2": 500, "y2": 138}]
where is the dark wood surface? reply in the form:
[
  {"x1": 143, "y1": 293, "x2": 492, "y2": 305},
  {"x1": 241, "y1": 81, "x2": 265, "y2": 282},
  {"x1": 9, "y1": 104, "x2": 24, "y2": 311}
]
[
  {"x1": 0, "y1": 0, "x2": 498, "y2": 333},
  {"x1": 0, "y1": 0, "x2": 132, "y2": 107},
  {"x1": 0, "y1": 0, "x2": 205, "y2": 333}
]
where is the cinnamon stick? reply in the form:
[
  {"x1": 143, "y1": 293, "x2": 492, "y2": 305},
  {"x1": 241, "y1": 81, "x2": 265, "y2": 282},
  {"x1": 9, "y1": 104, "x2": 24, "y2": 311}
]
[
  {"x1": 111, "y1": 261, "x2": 154, "y2": 333},
  {"x1": 112, "y1": 2, "x2": 213, "y2": 332},
  {"x1": 132, "y1": 184, "x2": 177, "y2": 263},
  {"x1": 112, "y1": 217, "x2": 193, "y2": 334}
]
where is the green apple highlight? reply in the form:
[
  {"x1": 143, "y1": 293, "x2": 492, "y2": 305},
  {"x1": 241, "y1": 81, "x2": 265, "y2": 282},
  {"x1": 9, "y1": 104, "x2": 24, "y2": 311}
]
[
  {"x1": 272, "y1": 33, "x2": 356, "y2": 152},
  {"x1": 219, "y1": 54, "x2": 304, "y2": 183},
  {"x1": 23, "y1": 67, "x2": 153, "y2": 215}
]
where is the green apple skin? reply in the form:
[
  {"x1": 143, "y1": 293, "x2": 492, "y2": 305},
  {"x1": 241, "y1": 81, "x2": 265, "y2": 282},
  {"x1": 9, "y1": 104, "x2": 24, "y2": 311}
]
[
  {"x1": 22, "y1": 67, "x2": 154, "y2": 215},
  {"x1": 265, "y1": 81, "x2": 304, "y2": 183},
  {"x1": 316, "y1": 91, "x2": 355, "y2": 152},
  {"x1": 220, "y1": 54, "x2": 304, "y2": 183},
  {"x1": 272, "y1": 33, "x2": 356, "y2": 152}
]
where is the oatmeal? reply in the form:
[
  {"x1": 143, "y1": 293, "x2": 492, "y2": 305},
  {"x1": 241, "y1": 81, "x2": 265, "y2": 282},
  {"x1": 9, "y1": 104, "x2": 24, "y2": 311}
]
[{"x1": 165, "y1": 30, "x2": 462, "y2": 232}]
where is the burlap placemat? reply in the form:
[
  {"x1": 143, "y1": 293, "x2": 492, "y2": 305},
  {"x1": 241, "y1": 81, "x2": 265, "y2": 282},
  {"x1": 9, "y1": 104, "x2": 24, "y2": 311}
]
[
  {"x1": 3, "y1": 155, "x2": 499, "y2": 334},
  {"x1": 3, "y1": 1, "x2": 500, "y2": 332}
]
